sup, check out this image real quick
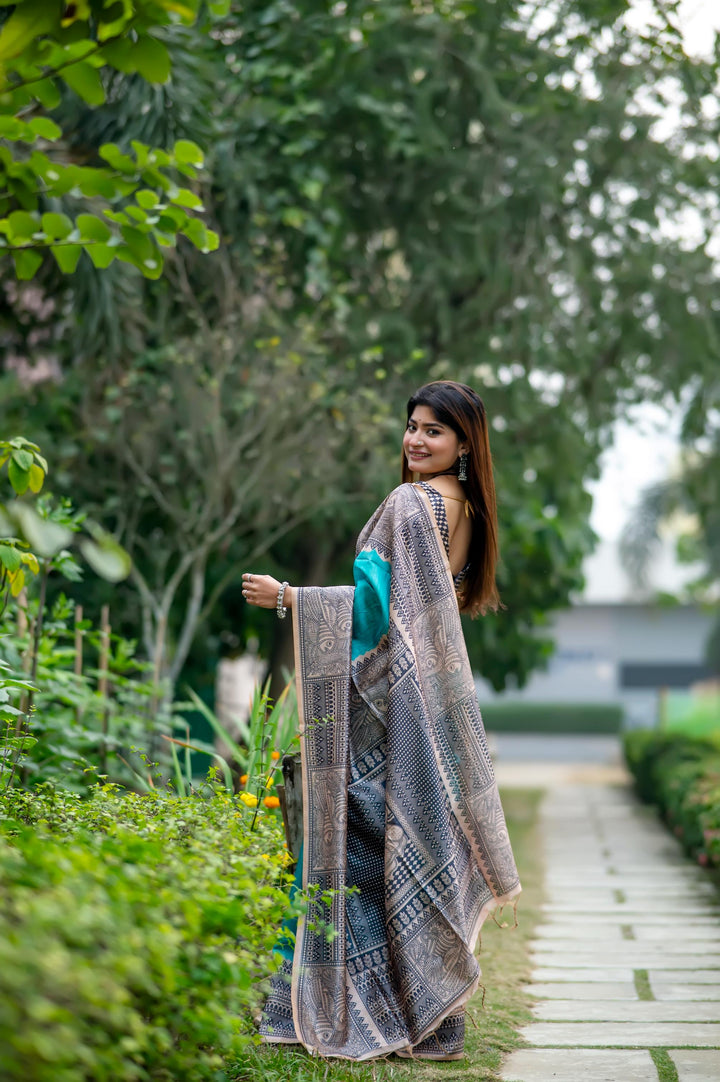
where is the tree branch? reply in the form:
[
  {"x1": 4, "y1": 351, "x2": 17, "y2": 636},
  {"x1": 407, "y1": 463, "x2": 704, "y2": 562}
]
[{"x1": 169, "y1": 552, "x2": 207, "y2": 685}]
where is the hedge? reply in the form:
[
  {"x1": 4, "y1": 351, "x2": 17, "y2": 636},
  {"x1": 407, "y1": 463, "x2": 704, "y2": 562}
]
[
  {"x1": 623, "y1": 730, "x2": 720, "y2": 869},
  {"x1": 0, "y1": 781, "x2": 295, "y2": 1082},
  {"x1": 481, "y1": 701, "x2": 623, "y2": 733}
]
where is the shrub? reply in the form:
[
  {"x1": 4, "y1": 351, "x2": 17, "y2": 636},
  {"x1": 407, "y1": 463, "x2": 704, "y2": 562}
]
[
  {"x1": 481, "y1": 701, "x2": 623, "y2": 733},
  {"x1": 0, "y1": 780, "x2": 294, "y2": 1082},
  {"x1": 624, "y1": 730, "x2": 720, "y2": 870}
]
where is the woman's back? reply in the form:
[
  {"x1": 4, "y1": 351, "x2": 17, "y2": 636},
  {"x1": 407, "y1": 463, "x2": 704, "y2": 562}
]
[{"x1": 415, "y1": 478, "x2": 473, "y2": 579}]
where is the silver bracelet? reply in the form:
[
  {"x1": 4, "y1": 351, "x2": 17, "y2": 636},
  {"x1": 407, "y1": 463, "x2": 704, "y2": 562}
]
[{"x1": 276, "y1": 581, "x2": 289, "y2": 620}]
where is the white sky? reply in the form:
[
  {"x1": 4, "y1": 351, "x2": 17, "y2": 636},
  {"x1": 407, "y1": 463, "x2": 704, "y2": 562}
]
[{"x1": 588, "y1": 0, "x2": 720, "y2": 541}]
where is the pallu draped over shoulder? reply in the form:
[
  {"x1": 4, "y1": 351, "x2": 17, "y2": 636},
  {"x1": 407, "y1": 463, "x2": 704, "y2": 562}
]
[{"x1": 259, "y1": 482, "x2": 521, "y2": 1060}]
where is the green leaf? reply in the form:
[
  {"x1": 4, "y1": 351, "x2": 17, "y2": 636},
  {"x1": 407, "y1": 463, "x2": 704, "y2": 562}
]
[
  {"x1": 20, "y1": 551, "x2": 39, "y2": 574},
  {"x1": 76, "y1": 168, "x2": 120, "y2": 198},
  {"x1": 51, "y1": 244, "x2": 83, "y2": 273},
  {"x1": 0, "y1": 3, "x2": 57, "y2": 66},
  {"x1": 181, "y1": 219, "x2": 219, "y2": 253},
  {"x1": 99, "y1": 143, "x2": 137, "y2": 174},
  {"x1": 98, "y1": 37, "x2": 134, "y2": 73},
  {"x1": 171, "y1": 188, "x2": 204, "y2": 210},
  {"x1": 97, "y1": 1, "x2": 135, "y2": 41},
  {"x1": 0, "y1": 116, "x2": 24, "y2": 139},
  {"x1": 79, "y1": 537, "x2": 131, "y2": 582},
  {"x1": 7, "y1": 458, "x2": 30, "y2": 493},
  {"x1": 11, "y1": 449, "x2": 32, "y2": 470},
  {"x1": 11, "y1": 248, "x2": 43, "y2": 279},
  {"x1": 135, "y1": 189, "x2": 159, "y2": 209},
  {"x1": 173, "y1": 139, "x2": 204, "y2": 166},
  {"x1": 76, "y1": 214, "x2": 111, "y2": 242},
  {"x1": 125, "y1": 206, "x2": 150, "y2": 224},
  {"x1": 120, "y1": 224, "x2": 155, "y2": 263},
  {"x1": 28, "y1": 463, "x2": 45, "y2": 493},
  {"x1": 33, "y1": 77, "x2": 61, "y2": 109},
  {"x1": 0, "y1": 544, "x2": 21, "y2": 573},
  {"x1": 6, "y1": 210, "x2": 38, "y2": 242},
  {"x1": 41, "y1": 211, "x2": 73, "y2": 239},
  {"x1": 9, "y1": 567, "x2": 24, "y2": 596},
  {"x1": 62, "y1": 61, "x2": 105, "y2": 105},
  {"x1": 87, "y1": 243, "x2": 116, "y2": 269},
  {"x1": 27, "y1": 116, "x2": 62, "y2": 141},
  {"x1": 204, "y1": 228, "x2": 219, "y2": 252},
  {"x1": 10, "y1": 504, "x2": 72, "y2": 557},
  {"x1": 131, "y1": 36, "x2": 171, "y2": 83}
]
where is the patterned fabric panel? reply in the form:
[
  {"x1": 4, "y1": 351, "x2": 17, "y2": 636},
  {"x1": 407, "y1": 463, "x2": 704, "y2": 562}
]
[{"x1": 260, "y1": 485, "x2": 520, "y2": 1061}]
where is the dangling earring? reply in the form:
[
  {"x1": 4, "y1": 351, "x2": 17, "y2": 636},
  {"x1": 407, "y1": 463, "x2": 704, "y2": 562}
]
[{"x1": 458, "y1": 452, "x2": 468, "y2": 482}]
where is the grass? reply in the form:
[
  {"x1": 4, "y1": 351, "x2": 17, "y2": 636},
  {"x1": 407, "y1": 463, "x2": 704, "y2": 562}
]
[
  {"x1": 650, "y1": 1049, "x2": 680, "y2": 1082},
  {"x1": 232, "y1": 788, "x2": 544, "y2": 1082},
  {"x1": 633, "y1": 969, "x2": 654, "y2": 1001}
]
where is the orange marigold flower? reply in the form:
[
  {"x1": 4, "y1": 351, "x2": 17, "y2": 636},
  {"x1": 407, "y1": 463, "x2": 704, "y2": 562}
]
[
  {"x1": 263, "y1": 795, "x2": 281, "y2": 809},
  {"x1": 239, "y1": 774, "x2": 248, "y2": 785},
  {"x1": 271, "y1": 750, "x2": 281, "y2": 760}
]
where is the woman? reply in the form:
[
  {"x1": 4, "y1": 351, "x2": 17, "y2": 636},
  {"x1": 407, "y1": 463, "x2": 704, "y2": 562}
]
[{"x1": 242, "y1": 380, "x2": 520, "y2": 1062}]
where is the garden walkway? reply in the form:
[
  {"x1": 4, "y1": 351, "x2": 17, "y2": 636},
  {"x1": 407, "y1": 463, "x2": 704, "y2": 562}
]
[{"x1": 494, "y1": 738, "x2": 720, "y2": 1082}]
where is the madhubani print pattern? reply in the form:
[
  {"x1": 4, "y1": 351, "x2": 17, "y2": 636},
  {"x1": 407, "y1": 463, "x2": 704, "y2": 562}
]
[{"x1": 260, "y1": 485, "x2": 520, "y2": 1060}]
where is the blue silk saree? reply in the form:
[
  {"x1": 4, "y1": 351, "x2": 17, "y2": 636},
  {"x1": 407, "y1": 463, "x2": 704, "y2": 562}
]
[{"x1": 259, "y1": 483, "x2": 521, "y2": 1060}]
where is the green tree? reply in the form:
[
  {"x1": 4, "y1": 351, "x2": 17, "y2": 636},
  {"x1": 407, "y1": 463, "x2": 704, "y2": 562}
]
[
  {"x1": 0, "y1": 0, "x2": 221, "y2": 280},
  {"x1": 5, "y1": 0, "x2": 720, "y2": 690}
]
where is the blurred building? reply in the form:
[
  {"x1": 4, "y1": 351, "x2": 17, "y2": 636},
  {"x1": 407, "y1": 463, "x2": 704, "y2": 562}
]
[{"x1": 475, "y1": 538, "x2": 716, "y2": 729}]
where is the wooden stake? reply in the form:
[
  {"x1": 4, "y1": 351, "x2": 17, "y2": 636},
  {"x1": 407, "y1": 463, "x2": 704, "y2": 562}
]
[
  {"x1": 74, "y1": 604, "x2": 83, "y2": 724},
  {"x1": 99, "y1": 604, "x2": 111, "y2": 775}
]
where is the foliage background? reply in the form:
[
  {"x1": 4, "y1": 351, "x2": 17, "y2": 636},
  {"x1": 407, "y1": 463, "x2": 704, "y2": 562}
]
[{"x1": 2, "y1": 0, "x2": 719, "y2": 694}]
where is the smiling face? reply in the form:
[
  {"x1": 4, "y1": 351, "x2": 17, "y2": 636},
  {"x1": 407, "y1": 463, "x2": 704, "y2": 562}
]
[{"x1": 403, "y1": 405, "x2": 467, "y2": 478}]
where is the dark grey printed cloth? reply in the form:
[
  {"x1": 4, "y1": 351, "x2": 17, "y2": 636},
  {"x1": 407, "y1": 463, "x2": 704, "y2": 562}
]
[{"x1": 259, "y1": 483, "x2": 521, "y2": 1059}]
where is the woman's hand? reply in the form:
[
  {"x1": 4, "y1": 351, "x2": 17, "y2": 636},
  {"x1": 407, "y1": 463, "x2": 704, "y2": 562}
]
[{"x1": 242, "y1": 573, "x2": 294, "y2": 611}]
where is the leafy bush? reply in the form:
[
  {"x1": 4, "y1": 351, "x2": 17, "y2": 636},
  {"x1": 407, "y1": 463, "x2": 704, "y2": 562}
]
[
  {"x1": 624, "y1": 730, "x2": 720, "y2": 869},
  {"x1": 1, "y1": 592, "x2": 173, "y2": 790},
  {"x1": 481, "y1": 701, "x2": 623, "y2": 733},
  {"x1": 0, "y1": 779, "x2": 294, "y2": 1082}
]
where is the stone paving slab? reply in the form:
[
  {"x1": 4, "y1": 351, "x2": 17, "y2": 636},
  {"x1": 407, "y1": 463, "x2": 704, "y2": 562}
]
[
  {"x1": 538, "y1": 913, "x2": 718, "y2": 924},
  {"x1": 527, "y1": 981, "x2": 638, "y2": 1000},
  {"x1": 534, "y1": 924, "x2": 720, "y2": 942},
  {"x1": 520, "y1": 1021, "x2": 720, "y2": 1046},
  {"x1": 546, "y1": 875, "x2": 716, "y2": 890},
  {"x1": 652, "y1": 981, "x2": 720, "y2": 1001},
  {"x1": 648, "y1": 970, "x2": 720, "y2": 985},
  {"x1": 633, "y1": 928, "x2": 720, "y2": 943},
  {"x1": 668, "y1": 1048, "x2": 720, "y2": 1081},
  {"x1": 546, "y1": 868, "x2": 715, "y2": 881},
  {"x1": 531, "y1": 950, "x2": 720, "y2": 967},
  {"x1": 549, "y1": 903, "x2": 720, "y2": 916},
  {"x1": 533, "y1": 925, "x2": 627, "y2": 943},
  {"x1": 532, "y1": 966, "x2": 637, "y2": 981},
  {"x1": 532, "y1": 1000, "x2": 720, "y2": 1022},
  {"x1": 500, "y1": 1048, "x2": 657, "y2": 1082}
]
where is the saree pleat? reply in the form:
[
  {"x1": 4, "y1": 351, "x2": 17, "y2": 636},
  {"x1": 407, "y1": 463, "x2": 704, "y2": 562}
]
[{"x1": 259, "y1": 484, "x2": 520, "y2": 1059}]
